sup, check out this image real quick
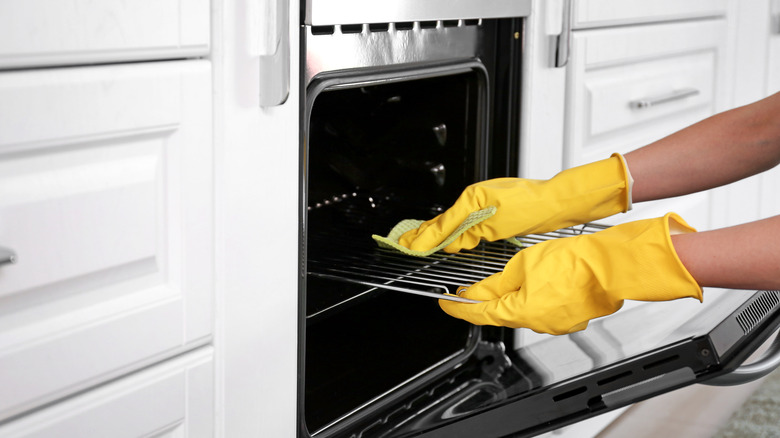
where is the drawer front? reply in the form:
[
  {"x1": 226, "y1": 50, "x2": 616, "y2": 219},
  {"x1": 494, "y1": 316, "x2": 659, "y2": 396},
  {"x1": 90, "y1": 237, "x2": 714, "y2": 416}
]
[
  {"x1": 0, "y1": 0, "x2": 209, "y2": 70},
  {"x1": 0, "y1": 348, "x2": 213, "y2": 438},
  {"x1": 581, "y1": 52, "x2": 715, "y2": 159},
  {"x1": 0, "y1": 61, "x2": 213, "y2": 421},
  {"x1": 564, "y1": 19, "x2": 728, "y2": 167},
  {"x1": 573, "y1": 0, "x2": 728, "y2": 29}
]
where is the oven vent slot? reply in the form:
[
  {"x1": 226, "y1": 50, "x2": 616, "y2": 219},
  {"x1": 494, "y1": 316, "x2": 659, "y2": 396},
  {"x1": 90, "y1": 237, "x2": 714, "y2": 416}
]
[
  {"x1": 307, "y1": 223, "x2": 607, "y2": 304},
  {"x1": 735, "y1": 290, "x2": 780, "y2": 334},
  {"x1": 312, "y1": 19, "x2": 483, "y2": 37}
]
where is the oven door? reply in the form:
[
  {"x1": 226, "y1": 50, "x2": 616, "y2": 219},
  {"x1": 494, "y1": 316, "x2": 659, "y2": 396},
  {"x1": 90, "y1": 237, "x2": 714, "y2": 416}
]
[{"x1": 408, "y1": 266, "x2": 780, "y2": 437}]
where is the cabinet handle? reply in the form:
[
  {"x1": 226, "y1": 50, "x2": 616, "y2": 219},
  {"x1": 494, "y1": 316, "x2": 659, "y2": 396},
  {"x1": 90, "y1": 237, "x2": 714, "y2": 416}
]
[
  {"x1": 629, "y1": 88, "x2": 700, "y2": 110},
  {"x1": 555, "y1": 0, "x2": 574, "y2": 68},
  {"x1": 255, "y1": 0, "x2": 290, "y2": 107},
  {"x1": 0, "y1": 246, "x2": 17, "y2": 266}
]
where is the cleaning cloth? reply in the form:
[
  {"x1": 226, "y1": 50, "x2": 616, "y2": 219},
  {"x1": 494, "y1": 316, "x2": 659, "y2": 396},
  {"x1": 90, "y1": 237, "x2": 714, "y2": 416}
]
[{"x1": 372, "y1": 206, "x2": 503, "y2": 256}]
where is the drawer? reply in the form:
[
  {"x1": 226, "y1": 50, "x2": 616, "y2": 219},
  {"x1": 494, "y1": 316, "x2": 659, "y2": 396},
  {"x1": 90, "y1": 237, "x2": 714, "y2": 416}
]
[
  {"x1": 0, "y1": 61, "x2": 213, "y2": 421},
  {"x1": 573, "y1": 0, "x2": 728, "y2": 29},
  {"x1": 564, "y1": 19, "x2": 728, "y2": 168},
  {"x1": 582, "y1": 52, "x2": 714, "y2": 156},
  {"x1": 0, "y1": 0, "x2": 209, "y2": 70},
  {"x1": 0, "y1": 348, "x2": 214, "y2": 438}
]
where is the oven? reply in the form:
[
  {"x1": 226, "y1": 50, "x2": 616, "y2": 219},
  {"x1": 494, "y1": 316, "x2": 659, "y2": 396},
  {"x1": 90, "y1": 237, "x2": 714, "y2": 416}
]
[{"x1": 297, "y1": 1, "x2": 780, "y2": 437}]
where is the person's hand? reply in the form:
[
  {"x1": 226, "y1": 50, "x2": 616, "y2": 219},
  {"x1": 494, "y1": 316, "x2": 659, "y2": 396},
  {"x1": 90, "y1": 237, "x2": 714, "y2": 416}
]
[
  {"x1": 398, "y1": 154, "x2": 632, "y2": 253},
  {"x1": 439, "y1": 213, "x2": 703, "y2": 335}
]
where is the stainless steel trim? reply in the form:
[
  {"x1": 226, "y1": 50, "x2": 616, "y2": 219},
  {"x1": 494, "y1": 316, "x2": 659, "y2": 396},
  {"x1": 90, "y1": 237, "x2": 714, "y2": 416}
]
[
  {"x1": 703, "y1": 331, "x2": 780, "y2": 386},
  {"x1": 0, "y1": 246, "x2": 16, "y2": 266},
  {"x1": 305, "y1": 0, "x2": 532, "y2": 25},
  {"x1": 305, "y1": 22, "x2": 482, "y2": 85},
  {"x1": 555, "y1": 0, "x2": 573, "y2": 68},
  {"x1": 629, "y1": 88, "x2": 700, "y2": 110}
]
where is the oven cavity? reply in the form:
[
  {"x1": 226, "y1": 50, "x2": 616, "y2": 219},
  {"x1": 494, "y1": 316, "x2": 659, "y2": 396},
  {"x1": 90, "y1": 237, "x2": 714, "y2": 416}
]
[{"x1": 303, "y1": 69, "x2": 486, "y2": 436}]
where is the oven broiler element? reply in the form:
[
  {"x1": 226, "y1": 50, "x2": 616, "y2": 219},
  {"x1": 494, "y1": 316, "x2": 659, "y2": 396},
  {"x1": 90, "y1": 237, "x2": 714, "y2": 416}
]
[{"x1": 307, "y1": 223, "x2": 610, "y2": 316}]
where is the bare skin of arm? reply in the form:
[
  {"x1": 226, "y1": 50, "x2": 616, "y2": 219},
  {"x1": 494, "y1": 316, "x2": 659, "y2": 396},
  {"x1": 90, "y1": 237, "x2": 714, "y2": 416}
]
[
  {"x1": 624, "y1": 92, "x2": 780, "y2": 201},
  {"x1": 623, "y1": 92, "x2": 780, "y2": 290}
]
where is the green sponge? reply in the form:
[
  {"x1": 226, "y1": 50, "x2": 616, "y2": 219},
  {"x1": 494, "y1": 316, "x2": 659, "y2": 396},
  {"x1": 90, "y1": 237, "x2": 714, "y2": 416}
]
[{"x1": 371, "y1": 206, "x2": 498, "y2": 257}]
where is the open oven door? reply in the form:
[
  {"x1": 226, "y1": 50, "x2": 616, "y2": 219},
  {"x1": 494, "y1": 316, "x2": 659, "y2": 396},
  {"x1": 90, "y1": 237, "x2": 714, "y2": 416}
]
[{"x1": 411, "y1": 289, "x2": 780, "y2": 437}]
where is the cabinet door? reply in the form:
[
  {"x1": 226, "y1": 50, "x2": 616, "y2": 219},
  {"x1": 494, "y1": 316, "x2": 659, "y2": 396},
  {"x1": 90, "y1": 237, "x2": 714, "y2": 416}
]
[
  {"x1": 573, "y1": 0, "x2": 727, "y2": 28},
  {"x1": 0, "y1": 60, "x2": 213, "y2": 421},
  {"x1": 0, "y1": 0, "x2": 209, "y2": 70},
  {"x1": 0, "y1": 348, "x2": 213, "y2": 438},
  {"x1": 564, "y1": 19, "x2": 729, "y2": 227}
]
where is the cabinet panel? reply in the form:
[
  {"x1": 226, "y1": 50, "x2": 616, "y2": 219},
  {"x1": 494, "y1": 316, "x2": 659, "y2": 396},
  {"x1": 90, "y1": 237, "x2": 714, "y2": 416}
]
[
  {"x1": 565, "y1": 19, "x2": 727, "y2": 165},
  {"x1": 585, "y1": 52, "x2": 714, "y2": 145},
  {"x1": 0, "y1": 348, "x2": 214, "y2": 438},
  {"x1": 0, "y1": 61, "x2": 213, "y2": 421},
  {"x1": 0, "y1": 0, "x2": 209, "y2": 70},
  {"x1": 564, "y1": 19, "x2": 728, "y2": 228},
  {"x1": 573, "y1": 0, "x2": 727, "y2": 29}
]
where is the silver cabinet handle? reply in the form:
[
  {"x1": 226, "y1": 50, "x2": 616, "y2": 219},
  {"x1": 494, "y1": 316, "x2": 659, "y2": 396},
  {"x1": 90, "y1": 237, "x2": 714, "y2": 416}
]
[
  {"x1": 0, "y1": 246, "x2": 17, "y2": 265},
  {"x1": 703, "y1": 331, "x2": 780, "y2": 386},
  {"x1": 257, "y1": 0, "x2": 290, "y2": 107},
  {"x1": 629, "y1": 88, "x2": 700, "y2": 110},
  {"x1": 555, "y1": 0, "x2": 574, "y2": 68}
]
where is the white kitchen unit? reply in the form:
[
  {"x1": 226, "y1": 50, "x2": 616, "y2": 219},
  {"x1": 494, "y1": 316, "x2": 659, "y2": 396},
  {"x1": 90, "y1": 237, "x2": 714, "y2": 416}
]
[
  {"x1": 0, "y1": 0, "x2": 210, "y2": 69},
  {"x1": 212, "y1": 0, "x2": 301, "y2": 436},
  {"x1": 0, "y1": 348, "x2": 214, "y2": 438},
  {"x1": 0, "y1": 0, "x2": 215, "y2": 435},
  {"x1": 563, "y1": 2, "x2": 731, "y2": 229}
]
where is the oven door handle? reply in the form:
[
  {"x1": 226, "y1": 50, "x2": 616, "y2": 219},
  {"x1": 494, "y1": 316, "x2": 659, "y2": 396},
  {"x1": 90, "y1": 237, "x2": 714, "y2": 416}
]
[
  {"x1": 703, "y1": 330, "x2": 780, "y2": 386},
  {"x1": 255, "y1": 0, "x2": 290, "y2": 106}
]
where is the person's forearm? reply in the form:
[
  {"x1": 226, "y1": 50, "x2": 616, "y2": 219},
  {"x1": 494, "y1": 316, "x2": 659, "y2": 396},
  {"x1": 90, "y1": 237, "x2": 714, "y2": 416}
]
[
  {"x1": 671, "y1": 215, "x2": 780, "y2": 290},
  {"x1": 624, "y1": 92, "x2": 780, "y2": 202}
]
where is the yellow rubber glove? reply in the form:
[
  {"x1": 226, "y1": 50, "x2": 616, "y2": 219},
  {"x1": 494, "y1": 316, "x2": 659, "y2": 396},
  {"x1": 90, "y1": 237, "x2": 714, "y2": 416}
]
[
  {"x1": 439, "y1": 213, "x2": 703, "y2": 335},
  {"x1": 398, "y1": 154, "x2": 632, "y2": 253}
]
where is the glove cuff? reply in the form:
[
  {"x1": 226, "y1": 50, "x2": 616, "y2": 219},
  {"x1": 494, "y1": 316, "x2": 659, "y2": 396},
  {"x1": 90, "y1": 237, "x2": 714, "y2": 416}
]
[
  {"x1": 617, "y1": 212, "x2": 703, "y2": 303},
  {"x1": 663, "y1": 212, "x2": 704, "y2": 302},
  {"x1": 611, "y1": 152, "x2": 634, "y2": 212}
]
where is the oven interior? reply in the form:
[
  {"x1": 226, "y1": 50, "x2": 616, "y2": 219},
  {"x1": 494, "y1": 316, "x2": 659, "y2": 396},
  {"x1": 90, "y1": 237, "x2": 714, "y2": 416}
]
[{"x1": 302, "y1": 68, "x2": 500, "y2": 435}]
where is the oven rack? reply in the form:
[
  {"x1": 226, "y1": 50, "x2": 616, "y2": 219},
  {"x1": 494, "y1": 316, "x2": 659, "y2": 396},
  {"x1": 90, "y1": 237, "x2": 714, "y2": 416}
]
[{"x1": 307, "y1": 223, "x2": 609, "y2": 305}]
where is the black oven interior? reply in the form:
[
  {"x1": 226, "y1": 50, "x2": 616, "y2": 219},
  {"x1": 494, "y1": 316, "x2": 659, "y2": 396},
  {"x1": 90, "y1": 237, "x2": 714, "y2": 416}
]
[{"x1": 303, "y1": 69, "x2": 490, "y2": 436}]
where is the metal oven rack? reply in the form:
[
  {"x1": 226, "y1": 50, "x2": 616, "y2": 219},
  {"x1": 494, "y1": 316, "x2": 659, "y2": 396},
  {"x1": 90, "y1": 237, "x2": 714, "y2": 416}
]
[{"x1": 307, "y1": 223, "x2": 610, "y2": 306}]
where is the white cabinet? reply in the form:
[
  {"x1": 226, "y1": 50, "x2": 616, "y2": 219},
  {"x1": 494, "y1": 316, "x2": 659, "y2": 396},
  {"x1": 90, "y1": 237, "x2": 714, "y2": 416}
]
[
  {"x1": 572, "y1": 0, "x2": 728, "y2": 28},
  {"x1": 0, "y1": 348, "x2": 214, "y2": 438},
  {"x1": 563, "y1": 16, "x2": 730, "y2": 229},
  {"x1": 0, "y1": 0, "x2": 210, "y2": 69},
  {"x1": 0, "y1": 61, "x2": 213, "y2": 422}
]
